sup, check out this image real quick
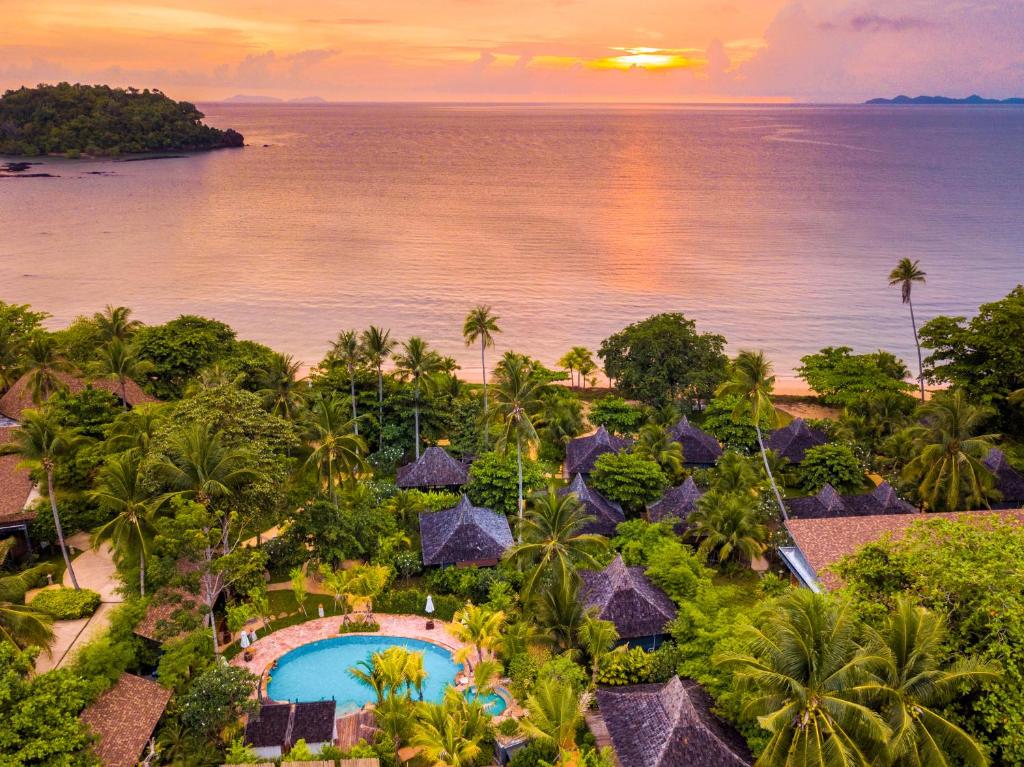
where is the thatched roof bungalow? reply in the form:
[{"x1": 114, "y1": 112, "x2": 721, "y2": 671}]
[
  {"x1": 419, "y1": 495, "x2": 513, "y2": 567},
  {"x1": 0, "y1": 425, "x2": 36, "y2": 551},
  {"x1": 580, "y1": 554, "x2": 677, "y2": 648},
  {"x1": 396, "y1": 446, "x2": 469, "y2": 490},
  {"x1": 984, "y1": 448, "x2": 1024, "y2": 508},
  {"x1": 244, "y1": 701, "x2": 337, "y2": 759},
  {"x1": 595, "y1": 675, "x2": 752, "y2": 767},
  {"x1": 765, "y1": 418, "x2": 827, "y2": 464},
  {"x1": 668, "y1": 417, "x2": 722, "y2": 467},
  {"x1": 80, "y1": 673, "x2": 171, "y2": 767},
  {"x1": 784, "y1": 482, "x2": 915, "y2": 520},
  {"x1": 559, "y1": 473, "x2": 625, "y2": 537},
  {"x1": 647, "y1": 477, "x2": 704, "y2": 533},
  {"x1": 0, "y1": 370, "x2": 157, "y2": 421},
  {"x1": 564, "y1": 426, "x2": 630, "y2": 478}
]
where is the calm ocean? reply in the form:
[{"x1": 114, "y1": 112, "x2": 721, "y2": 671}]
[{"x1": 2, "y1": 104, "x2": 1022, "y2": 384}]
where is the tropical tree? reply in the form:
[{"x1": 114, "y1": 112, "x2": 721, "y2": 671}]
[
  {"x1": 452, "y1": 603, "x2": 506, "y2": 666},
  {"x1": 903, "y1": 391, "x2": 999, "y2": 512},
  {"x1": 888, "y1": 259, "x2": 928, "y2": 401},
  {"x1": 257, "y1": 352, "x2": 306, "y2": 422},
  {"x1": 0, "y1": 410, "x2": 86, "y2": 588},
  {"x1": 360, "y1": 325, "x2": 397, "y2": 450},
  {"x1": 93, "y1": 304, "x2": 141, "y2": 342},
  {"x1": 716, "y1": 350, "x2": 788, "y2": 519},
  {"x1": 463, "y1": 306, "x2": 501, "y2": 445},
  {"x1": 632, "y1": 423, "x2": 685, "y2": 481},
  {"x1": 522, "y1": 678, "x2": 589, "y2": 767},
  {"x1": 393, "y1": 337, "x2": 444, "y2": 459},
  {"x1": 687, "y1": 491, "x2": 768, "y2": 566},
  {"x1": 290, "y1": 566, "x2": 307, "y2": 615},
  {"x1": 105, "y1": 403, "x2": 165, "y2": 455},
  {"x1": 0, "y1": 564, "x2": 55, "y2": 650},
  {"x1": 413, "y1": 688, "x2": 491, "y2": 767},
  {"x1": 304, "y1": 392, "x2": 367, "y2": 504},
  {"x1": 506, "y1": 488, "x2": 607, "y2": 602},
  {"x1": 91, "y1": 338, "x2": 154, "y2": 410},
  {"x1": 90, "y1": 450, "x2": 161, "y2": 595},
  {"x1": 716, "y1": 589, "x2": 889, "y2": 767},
  {"x1": 490, "y1": 354, "x2": 544, "y2": 532},
  {"x1": 535, "y1": 574, "x2": 587, "y2": 652},
  {"x1": 21, "y1": 334, "x2": 70, "y2": 405},
  {"x1": 578, "y1": 614, "x2": 619, "y2": 688},
  {"x1": 331, "y1": 330, "x2": 364, "y2": 434},
  {"x1": 712, "y1": 451, "x2": 761, "y2": 495}
]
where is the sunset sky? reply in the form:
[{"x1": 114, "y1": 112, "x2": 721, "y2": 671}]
[{"x1": 3, "y1": 0, "x2": 1022, "y2": 102}]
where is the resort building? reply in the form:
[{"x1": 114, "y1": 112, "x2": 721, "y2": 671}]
[
  {"x1": 0, "y1": 369, "x2": 157, "y2": 421},
  {"x1": 668, "y1": 417, "x2": 722, "y2": 467},
  {"x1": 765, "y1": 418, "x2": 827, "y2": 464},
  {"x1": 133, "y1": 587, "x2": 204, "y2": 644},
  {"x1": 784, "y1": 482, "x2": 916, "y2": 520},
  {"x1": 593, "y1": 675, "x2": 752, "y2": 767},
  {"x1": 243, "y1": 700, "x2": 337, "y2": 759},
  {"x1": 395, "y1": 445, "x2": 469, "y2": 490},
  {"x1": 564, "y1": 425, "x2": 630, "y2": 478},
  {"x1": 0, "y1": 424, "x2": 36, "y2": 556},
  {"x1": 647, "y1": 477, "x2": 704, "y2": 533},
  {"x1": 80, "y1": 673, "x2": 171, "y2": 767},
  {"x1": 579, "y1": 555, "x2": 677, "y2": 649},
  {"x1": 983, "y1": 448, "x2": 1024, "y2": 508},
  {"x1": 559, "y1": 473, "x2": 625, "y2": 537},
  {"x1": 419, "y1": 495, "x2": 513, "y2": 567}
]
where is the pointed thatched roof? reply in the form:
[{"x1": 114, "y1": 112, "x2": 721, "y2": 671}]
[
  {"x1": 785, "y1": 482, "x2": 915, "y2": 520},
  {"x1": 0, "y1": 426, "x2": 35, "y2": 529},
  {"x1": 580, "y1": 555, "x2": 677, "y2": 639},
  {"x1": 0, "y1": 370, "x2": 158, "y2": 421},
  {"x1": 668, "y1": 417, "x2": 722, "y2": 466},
  {"x1": 596, "y1": 676, "x2": 752, "y2": 767},
  {"x1": 984, "y1": 448, "x2": 1024, "y2": 507},
  {"x1": 559, "y1": 473, "x2": 625, "y2": 537},
  {"x1": 565, "y1": 426, "x2": 631, "y2": 476},
  {"x1": 396, "y1": 446, "x2": 469, "y2": 489},
  {"x1": 766, "y1": 418, "x2": 827, "y2": 464},
  {"x1": 647, "y1": 477, "x2": 704, "y2": 531},
  {"x1": 419, "y1": 495, "x2": 513, "y2": 566},
  {"x1": 80, "y1": 674, "x2": 171, "y2": 767},
  {"x1": 244, "y1": 700, "x2": 336, "y2": 750}
]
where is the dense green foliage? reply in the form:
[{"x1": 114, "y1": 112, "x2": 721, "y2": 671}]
[
  {"x1": 797, "y1": 346, "x2": 914, "y2": 407},
  {"x1": 589, "y1": 451, "x2": 667, "y2": 512},
  {"x1": 588, "y1": 395, "x2": 646, "y2": 435},
  {"x1": 798, "y1": 442, "x2": 865, "y2": 493},
  {"x1": 467, "y1": 450, "x2": 546, "y2": 516},
  {"x1": 29, "y1": 588, "x2": 101, "y2": 619}
]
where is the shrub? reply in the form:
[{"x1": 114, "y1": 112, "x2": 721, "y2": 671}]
[
  {"x1": 29, "y1": 588, "x2": 101, "y2": 619},
  {"x1": 596, "y1": 646, "x2": 654, "y2": 685},
  {"x1": 339, "y1": 618, "x2": 380, "y2": 634},
  {"x1": 799, "y1": 443, "x2": 865, "y2": 494},
  {"x1": 590, "y1": 452, "x2": 668, "y2": 512},
  {"x1": 508, "y1": 739, "x2": 559, "y2": 767},
  {"x1": 588, "y1": 396, "x2": 646, "y2": 435},
  {"x1": 374, "y1": 588, "x2": 461, "y2": 621},
  {"x1": 497, "y1": 717, "x2": 521, "y2": 737}
]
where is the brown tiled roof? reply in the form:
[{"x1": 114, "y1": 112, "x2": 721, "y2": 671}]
[
  {"x1": 134, "y1": 587, "x2": 203, "y2": 642},
  {"x1": 396, "y1": 446, "x2": 469, "y2": 489},
  {"x1": 786, "y1": 509, "x2": 1024, "y2": 590},
  {"x1": 668, "y1": 417, "x2": 723, "y2": 466},
  {"x1": 784, "y1": 482, "x2": 916, "y2": 520},
  {"x1": 596, "y1": 676, "x2": 752, "y2": 767},
  {"x1": 984, "y1": 448, "x2": 1024, "y2": 507},
  {"x1": 580, "y1": 555, "x2": 677, "y2": 640},
  {"x1": 559, "y1": 473, "x2": 625, "y2": 537},
  {"x1": 765, "y1": 418, "x2": 827, "y2": 464},
  {"x1": 565, "y1": 426, "x2": 631, "y2": 476},
  {"x1": 647, "y1": 477, "x2": 704, "y2": 532},
  {"x1": 0, "y1": 370, "x2": 158, "y2": 421},
  {"x1": 80, "y1": 673, "x2": 171, "y2": 767},
  {"x1": 0, "y1": 426, "x2": 35, "y2": 527}
]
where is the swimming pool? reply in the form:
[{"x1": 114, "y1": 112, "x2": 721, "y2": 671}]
[
  {"x1": 466, "y1": 686, "x2": 509, "y2": 715},
  {"x1": 266, "y1": 636, "x2": 459, "y2": 713}
]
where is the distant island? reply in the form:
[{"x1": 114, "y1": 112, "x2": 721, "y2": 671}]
[
  {"x1": 222, "y1": 94, "x2": 327, "y2": 104},
  {"x1": 0, "y1": 83, "x2": 244, "y2": 157},
  {"x1": 866, "y1": 94, "x2": 1024, "y2": 105}
]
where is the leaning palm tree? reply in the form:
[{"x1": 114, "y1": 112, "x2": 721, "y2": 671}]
[
  {"x1": 687, "y1": 490, "x2": 768, "y2": 566},
  {"x1": 716, "y1": 350, "x2": 788, "y2": 520},
  {"x1": 22, "y1": 334, "x2": 71, "y2": 405},
  {"x1": 903, "y1": 391, "x2": 999, "y2": 511},
  {"x1": 393, "y1": 337, "x2": 444, "y2": 459},
  {"x1": 716, "y1": 589, "x2": 889, "y2": 767},
  {"x1": 452, "y1": 603, "x2": 506, "y2": 667},
  {"x1": 0, "y1": 411, "x2": 86, "y2": 589},
  {"x1": 304, "y1": 393, "x2": 367, "y2": 504},
  {"x1": 331, "y1": 330, "x2": 364, "y2": 435},
  {"x1": 490, "y1": 355, "x2": 544, "y2": 532},
  {"x1": 522, "y1": 679, "x2": 589, "y2": 767},
  {"x1": 257, "y1": 352, "x2": 306, "y2": 422},
  {"x1": 0, "y1": 564, "x2": 56, "y2": 651},
  {"x1": 91, "y1": 338, "x2": 154, "y2": 410},
  {"x1": 863, "y1": 597, "x2": 998, "y2": 767},
  {"x1": 462, "y1": 306, "x2": 501, "y2": 446},
  {"x1": 506, "y1": 487, "x2": 606, "y2": 601},
  {"x1": 888, "y1": 259, "x2": 928, "y2": 402},
  {"x1": 90, "y1": 451, "x2": 162, "y2": 595},
  {"x1": 360, "y1": 325, "x2": 397, "y2": 450},
  {"x1": 93, "y1": 305, "x2": 141, "y2": 342},
  {"x1": 577, "y1": 614, "x2": 619, "y2": 688}
]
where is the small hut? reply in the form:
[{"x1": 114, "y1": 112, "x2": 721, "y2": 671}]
[
  {"x1": 765, "y1": 418, "x2": 827, "y2": 464},
  {"x1": 579, "y1": 554, "x2": 677, "y2": 649},
  {"x1": 594, "y1": 676, "x2": 752, "y2": 767},
  {"x1": 419, "y1": 495, "x2": 513, "y2": 568},
  {"x1": 647, "y1": 477, "x2": 704, "y2": 533},
  {"x1": 80, "y1": 673, "x2": 171, "y2": 767},
  {"x1": 984, "y1": 448, "x2": 1024, "y2": 509},
  {"x1": 0, "y1": 370, "x2": 157, "y2": 421},
  {"x1": 564, "y1": 426, "x2": 630, "y2": 478},
  {"x1": 0, "y1": 425, "x2": 36, "y2": 556},
  {"x1": 668, "y1": 417, "x2": 722, "y2": 467},
  {"x1": 244, "y1": 700, "x2": 337, "y2": 759},
  {"x1": 396, "y1": 446, "x2": 469, "y2": 490},
  {"x1": 784, "y1": 482, "x2": 915, "y2": 520},
  {"x1": 559, "y1": 473, "x2": 625, "y2": 537}
]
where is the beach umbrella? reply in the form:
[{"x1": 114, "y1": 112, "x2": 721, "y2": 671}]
[
  {"x1": 240, "y1": 631, "x2": 251, "y2": 650},
  {"x1": 425, "y1": 595, "x2": 435, "y2": 615}
]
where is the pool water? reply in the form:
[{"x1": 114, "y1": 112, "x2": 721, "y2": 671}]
[
  {"x1": 467, "y1": 687, "x2": 509, "y2": 715},
  {"x1": 267, "y1": 636, "x2": 459, "y2": 712}
]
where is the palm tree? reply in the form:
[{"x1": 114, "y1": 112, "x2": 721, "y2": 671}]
[
  {"x1": 22, "y1": 334, "x2": 70, "y2": 404},
  {"x1": 578, "y1": 614, "x2": 619, "y2": 687},
  {"x1": 0, "y1": 564, "x2": 56, "y2": 651},
  {"x1": 572, "y1": 347, "x2": 597, "y2": 389},
  {"x1": 360, "y1": 326, "x2": 397, "y2": 450},
  {"x1": 305, "y1": 393, "x2": 367, "y2": 504},
  {"x1": 90, "y1": 451, "x2": 161, "y2": 595},
  {"x1": 93, "y1": 305, "x2": 141, "y2": 342},
  {"x1": 349, "y1": 657, "x2": 388, "y2": 706},
  {"x1": 257, "y1": 352, "x2": 306, "y2": 422},
  {"x1": 490, "y1": 355, "x2": 544, "y2": 533},
  {"x1": 716, "y1": 589, "x2": 889, "y2": 767},
  {"x1": 452, "y1": 603, "x2": 506, "y2": 666},
  {"x1": 716, "y1": 350, "x2": 788, "y2": 520},
  {"x1": 535, "y1": 574, "x2": 587, "y2": 652},
  {"x1": 888, "y1": 259, "x2": 928, "y2": 402},
  {"x1": 863, "y1": 598, "x2": 998, "y2": 767},
  {"x1": 687, "y1": 490, "x2": 768, "y2": 566},
  {"x1": 331, "y1": 330, "x2": 364, "y2": 434},
  {"x1": 522, "y1": 679, "x2": 589, "y2": 767},
  {"x1": 712, "y1": 451, "x2": 761, "y2": 495},
  {"x1": 633, "y1": 423, "x2": 685, "y2": 481},
  {"x1": 413, "y1": 689, "x2": 491, "y2": 767},
  {"x1": 105, "y1": 403, "x2": 165, "y2": 455},
  {"x1": 0, "y1": 411, "x2": 86, "y2": 589},
  {"x1": 92, "y1": 338, "x2": 154, "y2": 410},
  {"x1": 903, "y1": 391, "x2": 999, "y2": 512},
  {"x1": 393, "y1": 337, "x2": 444, "y2": 459},
  {"x1": 506, "y1": 487, "x2": 607, "y2": 601},
  {"x1": 463, "y1": 306, "x2": 501, "y2": 446}
]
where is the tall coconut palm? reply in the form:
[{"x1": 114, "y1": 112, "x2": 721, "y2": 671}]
[
  {"x1": 452, "y1": 603, "x2": 506, "y2": 666},
  {"x1": 522, "y1": 679, "x2": 589, "y2": 767},
  {"x1": 90, "y1": 451, "x2": 161, "y2": 595},
  {"x1": 903, "y1": 391, "x2": 999, "y2": 512},
  {"x1": 888, "y1": 259, "x2": 928, "y2": 402},
  {"x1": 0, "y1": 411, "x2": 86, "y2": 589},
  {"x1": 687, "y1": 490, "x2": 768, "y2": 566},
  {"x1": 413, "y1": 688, "x2": 491, "y2": 767},
  {"x1": 92, "y1": 338, "x2": 154, "y2": 410},
  {"x1": 463, "y1": 306, "x2": 501, "y2": 446},
  {"x1": 257, "y1": 352, "x2": 306, "y2": 422},
  {"x1": 331, "y1": 330, "x2": 364, "y2": 434},
  {"x1": 716, "y1": 589, "x2": 889, "y2": 767},
  {"x1": 22, "y1": 334, "x2": 70, "y2": 405},
  {"x1": 0, "y1": 564, "x2": 55, "y2": 651},
  {"x1": 490, "y1": 355, "x2": 544, "y2": 533},
  {"x1": 863, "y1": 598, "x2": 998, "y2": 767},
  {"x1": 93, "y1": 304, "x2": 141, "y2": 342},
  {"x1": 577, "y1": 614, "x2": 619, "y2": 688},
  {"x1": 360, "y1": 325, "x2": 397, "y2": 450},
  {"x1": 506, "y1": 487, "x2": 607, "y2": 601},
  {"x1": 716, "y1": 350, "x2": 788, "y2": 520},
  {"x1": 393, "y1": 337, "x2": 444, "y2": 459},
  {"x1": 536, "y1": 575, "x2": 587, "y2": 652},
  {"x1": 305, "y1": 393, "x2": 367, "y2": 504}
]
